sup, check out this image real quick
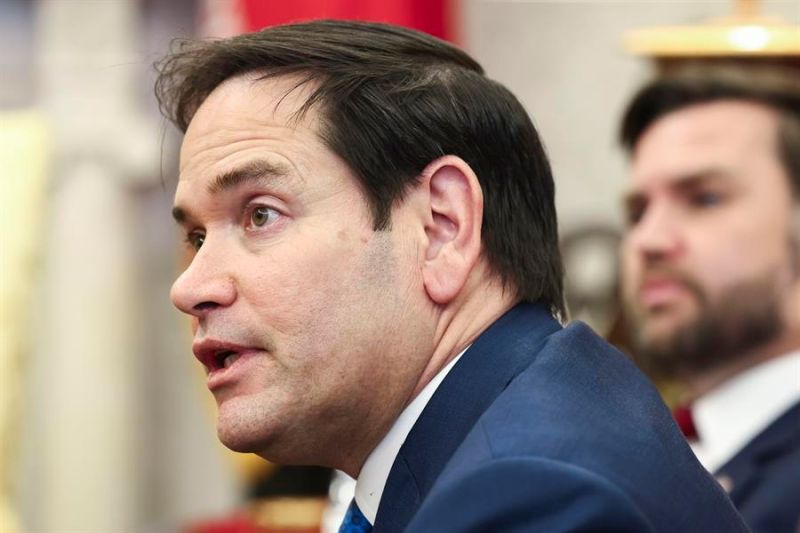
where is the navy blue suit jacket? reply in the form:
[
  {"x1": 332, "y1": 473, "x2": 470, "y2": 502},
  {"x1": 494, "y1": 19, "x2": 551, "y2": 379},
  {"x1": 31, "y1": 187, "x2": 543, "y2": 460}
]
[
  {"x1": 716, "y1": 401, "x2": 800, "y2": 533},
  {"x1": 373, "y1": 304, "x2": 748, "y2": 532}
]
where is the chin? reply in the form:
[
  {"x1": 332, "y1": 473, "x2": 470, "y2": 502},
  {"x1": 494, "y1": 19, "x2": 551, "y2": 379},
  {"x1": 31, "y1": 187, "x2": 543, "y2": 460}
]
[
  {"x1": 216, "y1": 424, "x2": 261, "y2": 453},
  {"x1": 214, "y1": 426, "x2": 242, "y2": 450},
  {"x1": 646, "y1": 303, "x2": 697, "y2": 332},
  {"x1": 215, "y1": 400, "x2": 278, "y2": 454},
  {"x1": 640, "y1": 321, "x2": 681, "y2": 351},
  {"x1": 218, "y1": 426, "x2": 315, "y2": 466}
]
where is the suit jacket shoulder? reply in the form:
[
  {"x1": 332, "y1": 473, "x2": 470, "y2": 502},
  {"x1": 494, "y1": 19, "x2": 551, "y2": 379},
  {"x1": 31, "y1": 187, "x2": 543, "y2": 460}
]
[
  {"x1": 408, "y1": 455, "x2": 654, "y2": 532},
  {"x1": 375, "y1": 304, "x2": 561, "y2": 532},
  {"x1": 717, "y1": 401, "x2": 800, "y2": 533},
  {"x1": 376, "y1": 304, "x2": 748, "y2": 533}
]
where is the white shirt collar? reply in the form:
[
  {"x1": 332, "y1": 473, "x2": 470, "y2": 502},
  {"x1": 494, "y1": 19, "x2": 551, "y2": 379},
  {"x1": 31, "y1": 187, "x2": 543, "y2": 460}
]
[
  {"x1": 354, "y1": 348, "x2": 467, "y2": 524},
  {"x1": 690, "y1": 350, "x2": 800, "y2": 473}
]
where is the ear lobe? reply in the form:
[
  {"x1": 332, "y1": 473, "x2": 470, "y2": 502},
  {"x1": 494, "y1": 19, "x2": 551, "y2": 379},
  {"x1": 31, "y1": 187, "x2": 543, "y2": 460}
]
[{"x1": 422, "y1": 156, "x2": 484, "y2": 305}]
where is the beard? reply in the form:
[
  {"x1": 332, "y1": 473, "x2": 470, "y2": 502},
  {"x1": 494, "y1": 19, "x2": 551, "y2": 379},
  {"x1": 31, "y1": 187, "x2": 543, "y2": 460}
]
[{"x1": 624, "y1": 272, "x2": 785, "y2": 381}]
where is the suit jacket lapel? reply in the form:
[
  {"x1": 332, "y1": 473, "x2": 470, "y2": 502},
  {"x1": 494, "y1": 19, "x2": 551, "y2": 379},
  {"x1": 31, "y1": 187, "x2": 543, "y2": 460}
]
[
  {"x1": 715, "y1": 401, "x2": 800, "y2": 504},
  {"x1": 373, "y1": 304, "x2": 561, "y2": 532}
]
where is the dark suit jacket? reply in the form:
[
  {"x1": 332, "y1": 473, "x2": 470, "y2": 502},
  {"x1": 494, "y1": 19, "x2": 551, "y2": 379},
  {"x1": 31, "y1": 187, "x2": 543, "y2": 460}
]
[
  {"x1": 716, "y1": 401, "x2": 800, "y2": 533},
  {"x1": 373, "y1": 304, "x2": 748, "y2": 532}
]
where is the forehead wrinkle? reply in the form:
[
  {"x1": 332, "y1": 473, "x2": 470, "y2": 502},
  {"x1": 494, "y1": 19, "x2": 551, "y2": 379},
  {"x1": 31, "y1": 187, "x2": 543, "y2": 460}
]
[{"x1": 180, "y1": 73, "x2": 328, "y2": 173}]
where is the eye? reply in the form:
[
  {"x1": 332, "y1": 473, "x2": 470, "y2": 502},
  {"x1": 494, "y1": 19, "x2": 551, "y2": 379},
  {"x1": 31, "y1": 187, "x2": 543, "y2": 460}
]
[
  {"x1": 690, "y1": 191, "x2": 723, "y2": 208},
  {"x1": 185, "y1": 230, "x2": 205, "y2": 251},
  {"x1": 247, "y1": 205, "x2": 280, "y2": 230}
]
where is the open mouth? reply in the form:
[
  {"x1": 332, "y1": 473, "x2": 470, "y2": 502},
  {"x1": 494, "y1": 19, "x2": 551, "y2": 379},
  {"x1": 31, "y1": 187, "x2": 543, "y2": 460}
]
[
  {"x1": 193, "y1": 339, "x2": 259, "y2": 376},
  {"x1": 212, "y1": 350, "x2": 240, "y2": 371}
]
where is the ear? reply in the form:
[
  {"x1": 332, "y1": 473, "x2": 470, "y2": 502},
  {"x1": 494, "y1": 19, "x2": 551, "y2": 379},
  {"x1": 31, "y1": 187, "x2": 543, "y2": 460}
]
[{"x1": 421, "y1": 156, "x2": 484, "y2": 305}]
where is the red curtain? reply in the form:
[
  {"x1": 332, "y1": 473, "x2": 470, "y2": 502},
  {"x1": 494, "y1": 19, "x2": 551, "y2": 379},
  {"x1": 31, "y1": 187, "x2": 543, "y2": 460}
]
[{"x1": 239, "y1": 0, "x2": 455, "y2": 42}]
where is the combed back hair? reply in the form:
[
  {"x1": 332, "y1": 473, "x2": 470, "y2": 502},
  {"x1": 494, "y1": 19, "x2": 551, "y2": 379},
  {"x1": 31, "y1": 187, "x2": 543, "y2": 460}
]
[
  {"x1": 620, "y1": 64, "x2": 800, "y2": 198},
  {"x1": 155, "y1": 19, "x2": 565, "y2": 318}
]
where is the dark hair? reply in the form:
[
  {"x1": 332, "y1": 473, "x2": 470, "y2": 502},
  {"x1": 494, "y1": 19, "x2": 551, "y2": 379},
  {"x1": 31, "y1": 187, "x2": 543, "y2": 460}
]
[
  {"x1": 156, "y1": 19, "x2": 565, "y2": 317},
  {"x1": 620, "y1": 64, "x2": 800, "y2": 197}
]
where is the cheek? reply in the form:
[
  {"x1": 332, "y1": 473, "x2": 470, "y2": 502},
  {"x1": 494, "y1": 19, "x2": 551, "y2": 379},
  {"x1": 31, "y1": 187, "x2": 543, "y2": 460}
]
[
  {"x1": 688, "y1": 218, "x2": 790, "y2": 290},
  {"x1": 247, "y1": 254, "x2": 345, "y2": 323},
  {"x1": 619, "y1": 241, "x2": 640, "y2": 294},
  {"x1": 241, "y1": 236, "x2": 373, "y2": 348}
]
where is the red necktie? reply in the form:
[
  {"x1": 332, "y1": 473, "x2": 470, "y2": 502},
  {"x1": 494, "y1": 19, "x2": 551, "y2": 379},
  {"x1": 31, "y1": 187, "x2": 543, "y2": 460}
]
[{"x1": 673, "y1": 405, "x2": 699, "y2": 441}]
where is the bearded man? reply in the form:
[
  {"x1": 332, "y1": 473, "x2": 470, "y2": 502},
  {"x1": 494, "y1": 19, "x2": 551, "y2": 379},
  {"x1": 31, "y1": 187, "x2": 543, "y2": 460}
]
[{"x1": 620, "y1": 65, "x2": 800, "y2": 533}]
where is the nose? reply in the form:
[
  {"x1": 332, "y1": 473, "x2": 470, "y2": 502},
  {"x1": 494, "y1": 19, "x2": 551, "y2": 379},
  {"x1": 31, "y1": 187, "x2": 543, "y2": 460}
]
[
  {"x1": 625, "y1": 201, "x2": 686, "y2": 264},
  {"x1": 170, "y1": 242, "x2": 236, "y2": 318}
]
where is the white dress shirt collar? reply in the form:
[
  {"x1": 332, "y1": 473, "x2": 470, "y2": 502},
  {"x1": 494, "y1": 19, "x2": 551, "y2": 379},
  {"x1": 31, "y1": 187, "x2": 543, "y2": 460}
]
[
  {"x1": 354, "y1": 348, "x2": 467, "y2": 524},
  {"x1": 690, "y1": 350, "x2": 800, "y2": 473}
]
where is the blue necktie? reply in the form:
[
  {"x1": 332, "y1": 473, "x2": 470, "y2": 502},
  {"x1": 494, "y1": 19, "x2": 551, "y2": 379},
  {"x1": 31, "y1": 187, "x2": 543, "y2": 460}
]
[{"x1": 339, "y1": 499, "x2": 373, "y2": 533}]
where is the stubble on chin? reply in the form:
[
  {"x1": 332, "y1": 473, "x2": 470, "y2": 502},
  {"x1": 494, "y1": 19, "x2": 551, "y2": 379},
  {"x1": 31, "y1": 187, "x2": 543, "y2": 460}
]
[
  {"x1": 625, "y1": 276, "x2": 784, "y2": 382},
  {"x1": 213, "y1": 389, "x2": 288, "y2": 458}
]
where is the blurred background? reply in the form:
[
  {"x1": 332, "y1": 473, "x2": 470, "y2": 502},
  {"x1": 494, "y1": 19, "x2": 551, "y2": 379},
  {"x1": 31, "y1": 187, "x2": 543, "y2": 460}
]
[{"x1": 1, "y1": 1, "x2": 797, "y2": 532}]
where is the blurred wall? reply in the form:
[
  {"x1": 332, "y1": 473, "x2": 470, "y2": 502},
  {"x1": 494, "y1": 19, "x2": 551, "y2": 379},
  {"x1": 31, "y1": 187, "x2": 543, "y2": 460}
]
[
  {"x1": 4, "y1": 1, "x2": 240, "y2": 532},
  {"x1": 462, "y1": 0, "x2": 799, "y2": 234}
]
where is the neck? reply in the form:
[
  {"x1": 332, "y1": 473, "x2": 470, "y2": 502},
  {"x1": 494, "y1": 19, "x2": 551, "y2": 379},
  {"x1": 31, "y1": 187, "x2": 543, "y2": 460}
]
[
  {"x1": 410, "y1": 275, "x2": 517, "y2": 401},
  {"x1": 332, "y1": 273, "x2": 517, "y2": 478}
]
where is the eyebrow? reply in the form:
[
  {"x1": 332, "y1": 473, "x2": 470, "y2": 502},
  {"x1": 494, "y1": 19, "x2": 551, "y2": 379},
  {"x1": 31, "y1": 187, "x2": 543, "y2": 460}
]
[
  {"x1": 208, "y1": 159, "x2": 292, "y2": 194},
  {"x1": 623, "y1": 168, "x2": 731, "y2": 209},
  {"x1": 172, "y1": 159, "x2": 292, "y2": 224}
]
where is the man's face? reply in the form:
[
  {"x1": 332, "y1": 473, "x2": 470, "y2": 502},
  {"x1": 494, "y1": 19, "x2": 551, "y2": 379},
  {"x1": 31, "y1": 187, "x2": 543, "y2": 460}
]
[
  {"x1": 620, "y1": 100, "x2": 798, "y2": 378},
  {"x1": 170, "y1": 75, "x2": 434, "y2": 469}
]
